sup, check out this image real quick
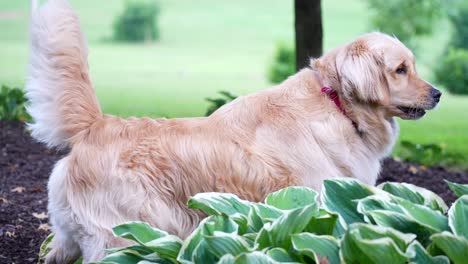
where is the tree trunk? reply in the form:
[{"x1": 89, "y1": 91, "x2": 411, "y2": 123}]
[{"x1": 294, "y1": 0, "x2": 323, "y2": 70}]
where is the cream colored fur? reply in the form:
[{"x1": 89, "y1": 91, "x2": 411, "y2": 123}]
[{"x1": 26, "y1": 1, "x2": 439, "y2": 263}]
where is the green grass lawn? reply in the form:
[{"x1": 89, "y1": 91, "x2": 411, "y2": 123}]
[{"x1": 0, "y1": 0, "x2": 467, "y2": 163}]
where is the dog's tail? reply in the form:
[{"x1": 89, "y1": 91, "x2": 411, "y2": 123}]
[{"x1": 26, "y1": 0, "x2": 102, "y2": 149}]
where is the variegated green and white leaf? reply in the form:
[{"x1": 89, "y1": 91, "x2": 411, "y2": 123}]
[
  {"x1": 358, "y1": 195, "x2": 449, "y2": 232},
  {"x1": 255, "y1": 205, "x2": 318, "y2": 250},
  {"x1": 177, "y1": 216, "x2": 226, "y2": 264},
  {"x1": 341, "y1": 223, "x2": 415, "y2": 264},
  {"x1": 291, "y1": 233, "x2": 340, "y2": 264},
  {"x1": 265, "y1": 186, "x2": 318, "y2": 211},
  {"x1": 304, "y1": 209, "x2": 338, "y2": 236},
  {"x1": 97, "y1": 250, "x2": 164, "y2": 264},
  {"x1": 445, "y1": 180, "x2": 468, "y2": 198},
  {"x1": 362, "y1": 210, "x2": 439, "y2": 246},
  {"x1": 145, "y1": 235, "x2": 183, "y2": 260},
  {"x1": 266, "y1": 247, "x2": 298, "y2": 262},
  {"x1": 379, "y1": 182, "x2": 448, "y2": 213},
  {"x1": 188, "y1": 192, "x2": 252, "y2": 217},
  {"x1": 204, "y1": 231, "x2": 252, "y2": 258},
  {"x1": 112, "y1": 222, "x2": 168, "y2": 244},
  {"x1": 322, "y1": 178, "x2": 380, "y2": 236},
  {"x1": 247, "y1": 204, "x2": 284, "y2": 232},
  {"x1": 406, "y1": 241, "x2": 450, "y2": 264},
  {"x1": 430, "y1": 232, "x2": 468, "y2": 264},
  {"x1": 105, "y1": 244, "x2": 153, "y2": 255},
  {"x1": 218, "y1": 252, "x2": 278, "y2": 264},
  {"x1": 448, "y1": 195, "x2": 468, "y2": 239}
]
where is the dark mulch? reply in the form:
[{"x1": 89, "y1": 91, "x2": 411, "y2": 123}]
[
  {"x1": 0, "y1": 120, "x2": 467, "y2": 263},
  {"x1": 377, "y1": 158, "x2": 467, "y2": 205},
  {"x1": 0, "y1": 121, "x2": 65, "y2": 264}
]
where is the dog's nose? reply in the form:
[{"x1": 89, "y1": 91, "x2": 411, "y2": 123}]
[{"x1": 431, "y1": 88, "x2": 442, "y2": 102}]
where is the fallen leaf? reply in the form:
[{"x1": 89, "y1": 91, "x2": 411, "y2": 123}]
[
  {"x1": 11, "y1": 186, "x2": 26, "y2": 193},
  {"x1": 29, "y1": 186, "x2": 45, "y2": 193},
  {"x1": 0, "y1": 196, "x2": 10, "y2": 204},
  {"x1": 419, "y1": 165, "x2": 427, "y2": 171},
  {"x1": 5, "y1": 231, "x2": 16, "y2": 238},
  {"x1": 37, "y1": 223, "x2": 51, "y2": 232},
  {"x1": 32, "y1": 212, "x2": 48, "y2": 220},
  {"x1": 408, "y1": 165, "x2": 418, "y2": 174}
]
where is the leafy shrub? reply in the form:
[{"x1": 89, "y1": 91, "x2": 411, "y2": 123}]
[
  {"x1": 399, "y1": 140, "x2": 465, "y2": 167},
  {"x1": 267, "y1": 42, "x2": 296, "y2": 84},
  {"x1": 205, "y1": 91, "x2": 237, "y2": 116},
  {"x1": 447, "y1": 0, "x2": 468, "y2": 49},
  {"x1": 367, "y1": 0, "x2": 444, "y2": 49},
  {"x1": 0, "y1": 85, "x2": 30, "y2": 121},
  {"x1": 435, "y1": 48, "x2": 468, "y2": 95},
  {"x1": 113, "y1": 1, "x2": 159, "y2": 42},
  {"x1": 40, "y1": 179, "x2": 468, "y2": 263}
]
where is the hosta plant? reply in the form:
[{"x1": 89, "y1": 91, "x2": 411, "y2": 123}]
[
  {"x1": 0, "y1": 85, "x2": 30, "y2": 121},
  {"x1": 39, "y1": 179, "x2": 468, "y2": 264}
]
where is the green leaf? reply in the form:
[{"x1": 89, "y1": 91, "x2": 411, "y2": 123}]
[
  {"x1": 358, "y1": 195, "x2": 449, "y2": 233},
  {"x1": 247, "y1": 204, "x2": 284, "y2": 233},
  {"x1": 218, "y1": 252, "x2": 278, "y2": 264},
  {"x1": 204, "y1": 215, "x2": 239, "y2": 235},
  {"x1": 188, "y1": 192, "x2": 251, "y2": 217},
  {"x1": 363, "y1": 210, "x2": 438, "y2": 246},
  {"x1": 38, "y1": 233, "x2": 54, "y2": 261},
  {"x1": 112, "y1": 222, "x2": 168, "y2": 244},
  {"x1": 177, "y1": 215, "x2": 237, "y2": 263},
  {"x1": 292, "y1": 233, "x2": 340, "y2": 264},
  {"x1": 446, "y1": 180, "x2": 468, "y2": 198},
  {"x1": 177, "y1": 216, "x2": 221, "y2": 264},
  {"x1": 145, "y1": 235, "x2": 183, "y2": 260},
  {"x1": 448, "y1": 195, "x2": 468, "y2": 239},
  {"x1": 406, "y1": 241, "x2": 450, "y2": 264},
  {"x1": 191, "y1": 240, "x2": 217, "y2": 264},
  {"x1": 255, "y1": 204, "x2": 318, "y2": 250},
  {"x1": 304, "y1": 209, "x2": 338, "y2": 236},
  {"x1": 265, "y1": 186, "x2": 318, "y2": 210},
  {"x1": 105, "y1": 245, "x2": 153, "y2": 255},
  {"x1": 341, "y1": 223, "x2": 415, "y2": 264},
  {"x1": 247, "y1": 206, "x2": 265, "y2": 232},
  {"x1": 379, "y1": 182, "x2": 448, "y2": 213},
  {"x1": 204, "y1": 231, "x2": 251, "y2": 258},
  {"x1": 322, "y1": 178, "x2": 380, "y2": 236},
  {"x1": 218, "y1": 254, "x2": 236, "y2": 264},
  {"x1": 253, "y1": 203, "x2": 283, "y2": 221},
  {"x1": 266, "y1": 248, "x2": 298, "y2": 262},
  {"x1": 430, "y1": 232, "x2": 468, "y2": 264},
  {"x1": 96, "y1": 252, "x2": 144, "y2": 264}
]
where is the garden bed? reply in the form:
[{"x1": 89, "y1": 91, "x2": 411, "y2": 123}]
[{"x1": 1, "y1": 120, "x2": 467, "y2": 263}]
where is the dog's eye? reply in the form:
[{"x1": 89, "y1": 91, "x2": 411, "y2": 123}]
[{"x1": 396, "y1": 65, "x2": 407, "y2": 74}]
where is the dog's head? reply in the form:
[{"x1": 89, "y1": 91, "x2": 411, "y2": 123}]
[{"x1": 314, "y1": 32, "x2": 441, "y2": 120}]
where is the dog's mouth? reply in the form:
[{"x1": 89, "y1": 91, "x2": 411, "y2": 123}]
[{"x1": 397, "y1": 106, "x2": 426, "y2": 120}]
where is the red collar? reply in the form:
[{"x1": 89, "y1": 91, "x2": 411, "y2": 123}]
[
  {"x1": 321, "y1": 86, "x2": 359, "y2": 131},
  {"x1": 321, "y1": 86, "x2": 347, "y2": 115}
]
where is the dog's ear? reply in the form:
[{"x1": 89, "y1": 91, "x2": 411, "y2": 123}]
[{"x1": 338, "y1": 41, "x2": 390, "y2": 105}]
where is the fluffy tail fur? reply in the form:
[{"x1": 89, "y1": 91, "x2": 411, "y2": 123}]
[{"x1": 27, "y1": 0, "x2": 102, "y2": 148}]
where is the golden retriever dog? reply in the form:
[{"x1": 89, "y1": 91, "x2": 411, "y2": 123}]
[{"x1": 26, "y1": 0, "x2": 441, "y2": 263}]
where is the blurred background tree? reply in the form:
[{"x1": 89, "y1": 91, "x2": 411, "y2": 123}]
[
  {"x1": 435, "y1": 0, "x2": 468, "y2": 95},
  {"x1": 113, "y1": 0, "x2": 160, "y2": 42},
  {"x1": 367, "y1": 0, "x2": 444, "y2": 50},
  {"x1": 447, "y1": 0, "x2": 468, "y2": 50}
]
